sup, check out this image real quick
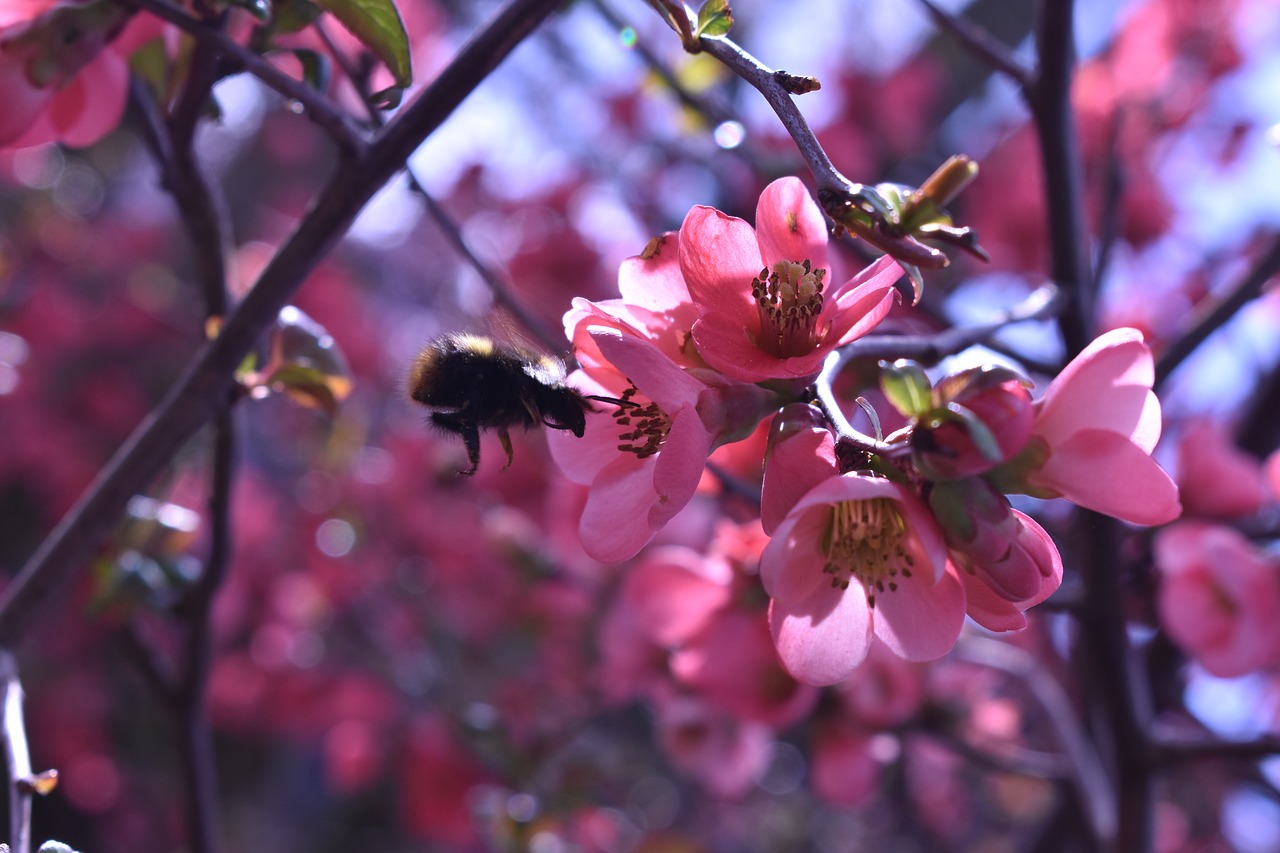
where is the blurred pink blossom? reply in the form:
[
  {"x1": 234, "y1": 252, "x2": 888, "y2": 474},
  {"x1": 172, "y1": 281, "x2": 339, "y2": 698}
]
[
  {"x1": 1154, "y1": 521, "x2": 1280, "y2": 678},
  {"x1": 1177, "y1": 420, "x2": 1266, "y2": 519},
  {"x1": 679, "y1": 176, "x2": 901, "y2": 382}
]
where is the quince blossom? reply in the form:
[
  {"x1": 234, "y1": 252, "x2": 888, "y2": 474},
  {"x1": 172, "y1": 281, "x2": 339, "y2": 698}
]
[
  {"x1": 1154, "y1": 522, "x2": 1280, "y2": 678},
  {"x1": 549, "y1": 330, "x2": 774, "y2": 563},
  {"x1": 679, "y1": 176, "x2": 903, "y2": 382},
  {"x1": 761, "y1": 472, "x2": 966, "y2": 686},
  {"x1": 1016, "y1": 327, "x2": 1181, "y2": 525}
]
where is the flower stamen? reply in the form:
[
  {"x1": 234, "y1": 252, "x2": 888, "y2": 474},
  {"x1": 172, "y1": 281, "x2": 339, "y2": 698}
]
[
  {"x1": 823, "y1": 497, "x2": 914, "y2": 608},
  {"x1": 752, "y1": 259, "x2": 827, "y2": 358},
  {"x1": 601, "y1": 385, "x2": 671, "y2": 459}
]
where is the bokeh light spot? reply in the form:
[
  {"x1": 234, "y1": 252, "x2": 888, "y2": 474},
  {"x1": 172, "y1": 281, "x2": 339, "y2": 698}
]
[
  {"x1": 316, "y1": 518, "x2": 356, "y2": 557},
  {"x1": 713, "y1": 120, "x2": 746, "y2": 149}
]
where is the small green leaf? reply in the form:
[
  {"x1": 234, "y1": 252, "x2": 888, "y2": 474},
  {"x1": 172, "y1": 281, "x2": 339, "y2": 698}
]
[
  {"x1": 695, "y1": 0, "x2": 733, "y2": 37},
  {"x1": 315, "y1": 0, "x2": 411, "y2": 88},
  {"x1": 879, "y1": 359, "x2": 933, "y2": 418},
  {"x1": 270, "y1": 0, "x2": 322, "y2": 34}
]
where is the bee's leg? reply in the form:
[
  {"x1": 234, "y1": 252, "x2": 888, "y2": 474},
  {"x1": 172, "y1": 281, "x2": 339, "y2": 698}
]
[
  {"x1": 432, "y1": 413, "x2": 481, "y2": 475},
  {"x1": 497, "y1": 428, "x2": 515, "y2": 470}
]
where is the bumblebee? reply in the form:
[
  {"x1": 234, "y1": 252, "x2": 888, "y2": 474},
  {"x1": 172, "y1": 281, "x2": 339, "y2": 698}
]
[{"x1": 408, "y1": 333, "x2": 591, "y2": 475}]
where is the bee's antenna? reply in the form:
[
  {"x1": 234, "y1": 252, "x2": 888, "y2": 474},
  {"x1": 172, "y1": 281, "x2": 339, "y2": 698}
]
[{"x1": 585, "y1": 394, "x2": 640, "y2": 408}]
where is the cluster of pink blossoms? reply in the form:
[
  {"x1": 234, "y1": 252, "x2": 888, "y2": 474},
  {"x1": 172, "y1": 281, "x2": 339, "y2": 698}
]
[{"x1": 550, "y1": 177, "x2": 1182, "y2": 685}]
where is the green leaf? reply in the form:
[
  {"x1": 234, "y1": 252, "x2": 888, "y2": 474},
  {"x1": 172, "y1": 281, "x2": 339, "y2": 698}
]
[
  {"x1": 879, "y1": 359, "x2": 933, "y2": 418},
  {"x1": 270, "y1": 0, "x2": 322, "y2": 34},
  {"x1": 695, "y1": 0, "x2": 733, "y2": 37},
  {"x1": 315, "y1": 0, "x2": 411, "y2": 88}
]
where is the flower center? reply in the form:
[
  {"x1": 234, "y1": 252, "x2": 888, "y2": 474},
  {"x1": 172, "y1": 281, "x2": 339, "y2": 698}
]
[
  {"x1": 602, "y1": 385, "x2": 672, "y2": 459},
  {"x1": 752, "y1": 259, "x2": 827, "y2": 358},
  {"x1": 822, "y1": 498, "x2": 916, "y2": 609}
]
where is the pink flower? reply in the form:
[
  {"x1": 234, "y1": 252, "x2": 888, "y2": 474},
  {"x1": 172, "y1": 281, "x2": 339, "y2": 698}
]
[
  {"x1": 1022, "y1": 327, "x2": 1180, "y2": 524},
  {"x1": 957, "y1": 510, "x2": 1062, "y2": 633},
  {"x1": 549, "y1": 330, "x2": 774, "y2": 562},
  {"x1": 1177, "y1": 420, "x2": 1266, "y2": 519},
  {"x1": 915, "y1": 378, "x2": 1033, "y2": 480},
  {"x1": 652, "y1": 691, "x2": 772, "y2": 798},
  {"x1": 679, "y1": 176, "x2": 902, "y2": 382},
  {"x1": 929, "y1": 478, "x2": 1061, "y2": 603},
  {"x1": 0, "y1": 1, "x2": 145, "y2": 149},
  {"x1": 563, "y1": 230, "x2": 706, "y2": 372},
  {"x1": 1154, "y1": 522, "x2": 1280, "y2": 678},
  {"x1": 761, "y1": 473, "x2": 966, "y2": 686}
]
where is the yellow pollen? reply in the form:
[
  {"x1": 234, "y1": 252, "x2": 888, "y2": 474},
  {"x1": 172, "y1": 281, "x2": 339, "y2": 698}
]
[
  {"x1": 822, "y1": 498, "x2": 915, "y2": 608},
  {"x1": 604, "y1": 385, "x2": 672, "y2": 459},
  {"x1": 752, "y1": 259, "x2": 827, "y2": 358}
]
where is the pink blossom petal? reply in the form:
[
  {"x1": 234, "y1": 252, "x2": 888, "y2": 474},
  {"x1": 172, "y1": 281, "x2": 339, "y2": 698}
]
[
  {"x1": 761, "y1": 423, "x2": 837, "y2": 535},
  {"x1": 1178, "y1": 421, "x2": 1265, "y2": 519},
  {"x1": 769, "y1": 581, "x2": 873, "y2": 686},
  {"x1": 578, "y1": 456, "x2": 664, "y2": 562},
  {"x1": 1036, "y1": 328, "x2": 1161, "y2": 452},
  {"x1": 962, "y1": 573, "x2": 1029, "y2": 632},
  {"x1": 870, "y1": 566, "x2": 966, "y2": 661},
  {"x1": 826, "y1": 281, "x2": 898, "y2": 347},
  {"x1": 1031, "y1": 428, "x2": 1182, "y2": 525},
  {"x1": 623, "y1": 548, "x2": 733, "y2": 646},
  {"x1": 618, "y1": 231, "x2": 690, "y2": 311},
  {"x1": 649, "y1": 409, "x2": 713, "y2": 528},
  {"x1": 759, "y1": 507, "x2": 832, "y2": 605},
  {"x1": 678, "y1": 206, "x2": 762, "y2": 313},
  {"x1": 594, "y1": 329, "x2": 702, "y2": 408},
  {"x1": 754, "y1": 177, "x2": 829, "y2": 270},
  {"x1": 827, "y1": 254, "x2": 904, "y2": 303},
  {"x1": 0, "y1": 60, "x2": 50, "y2": 148},
  {"x1": 690, "y1": 312, "x2": 784, "y2": 382}
]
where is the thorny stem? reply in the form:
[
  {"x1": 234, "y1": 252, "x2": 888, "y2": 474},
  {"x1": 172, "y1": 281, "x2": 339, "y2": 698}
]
[
  {"x1": 0, "y1": 0, "x2": 566, "y2": 647},
  {"x1": 1, "y1": 651, "x2": 31, "y2": 853}
]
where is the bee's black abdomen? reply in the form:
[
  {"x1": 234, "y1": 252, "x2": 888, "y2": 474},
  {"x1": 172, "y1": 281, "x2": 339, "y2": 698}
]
[{"x1": 407, "y1": 333, "x2": 591, "y2": 472}]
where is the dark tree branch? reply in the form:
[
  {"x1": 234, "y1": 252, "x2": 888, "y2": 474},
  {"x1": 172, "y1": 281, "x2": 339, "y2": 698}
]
[
  {"x1": 696, "y1": 36, "x2": 848, "y2": 196},
  {"x1": 116, "y1": 0, "x2": 367, "y2": 154},
  {"x1": 1155, "y1": 236, "x2": 1280, "y2": 388},
  {"x1": 0, "y1": 0, "x2": 565, "y2": 649},
  {"x1": 1154, "y1": 732, "x2": 1280, "y2": 764},
  {"x1": 916, "y1": 0, "x2": 1033, "y2": 87}
]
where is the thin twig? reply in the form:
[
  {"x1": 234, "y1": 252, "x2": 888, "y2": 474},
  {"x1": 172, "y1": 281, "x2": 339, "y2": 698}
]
[
  {"x1": 953, "y1": 635, "x2": 1117, "y2": 844},
  {"x1": 840, "y1": 282, "x2": 1063, "y2": 365},
  {"x1": 321, "y1": 12, "x2": 566, "y2": 352},
  {"x1": 1153, "y1": 732, "x2": 1280, "y2": 764},
  {"x1": 697, "y1": 36, "x2": 847, "y2": 195},
  {"x1": 116, "y1": 0, "x2": 367, "y2": 155},
  {"x1": 0, "y1": 0, "x2": 566, "y2": 649},
  {"x1": 1, "y1": 651, "x2": 31, "y2": 853},
  {"x1": 916, "y1": 0, "x2": 1032, "y2": 87},
  {"x1": 1155, "y1": 235, "x2": 1280, "y2": 388}
]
